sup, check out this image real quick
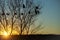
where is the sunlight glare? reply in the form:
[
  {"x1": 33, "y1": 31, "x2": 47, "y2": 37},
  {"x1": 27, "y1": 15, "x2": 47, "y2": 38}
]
[{"x1": 3, "y1": 31, "x2": 9, "y2": 37}]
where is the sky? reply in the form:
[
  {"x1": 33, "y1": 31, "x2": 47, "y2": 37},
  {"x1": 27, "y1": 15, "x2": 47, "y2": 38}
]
[
  {"x1": 0, "y1": 0, "x2": 60, "y2": 35},
  {"x1": 34, "y1": 0, "x2": 60, "y2": 34}
]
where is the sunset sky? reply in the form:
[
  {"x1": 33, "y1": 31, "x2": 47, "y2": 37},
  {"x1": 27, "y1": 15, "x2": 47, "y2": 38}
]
[
  {"x1": 0, "y1": 0, "x2": 60, "y2": 35},
  {"x1": 35, "y1": 0, "x2": 60, "y2": 34}
]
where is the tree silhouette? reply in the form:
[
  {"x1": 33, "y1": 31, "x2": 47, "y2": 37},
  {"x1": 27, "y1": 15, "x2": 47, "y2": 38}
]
[
  {"x1": 0, "y1": 0, "x2": 42, "y2": 35},
  {"x1": 0, "y1": 0, "x2": 8, "y2": 33}
]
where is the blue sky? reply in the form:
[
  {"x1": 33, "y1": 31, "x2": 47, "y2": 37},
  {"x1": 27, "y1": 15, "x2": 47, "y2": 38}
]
[{"x1": 34, "y1": 0, "x2": 60, "y2": 34}]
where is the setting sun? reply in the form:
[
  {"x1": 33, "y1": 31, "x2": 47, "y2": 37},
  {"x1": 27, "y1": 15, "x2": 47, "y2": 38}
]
[
  {"x1": 0, "y1": 25, "x2": 19, "y2": 36},
  {"x1": 3, "y1": 31, "x2": 9, "y2": 37}
]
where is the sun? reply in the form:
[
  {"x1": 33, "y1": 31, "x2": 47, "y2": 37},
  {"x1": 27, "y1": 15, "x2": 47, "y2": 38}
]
[{"x1": 3, "y1": 31, "x2": 9, "y2": 37}]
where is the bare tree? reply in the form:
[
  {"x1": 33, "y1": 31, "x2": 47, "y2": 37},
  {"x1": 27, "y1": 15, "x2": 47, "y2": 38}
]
[
  {"x1": 0, "y1": 0, "x2": 8, "y2": 33},
  {"x1": 0, "y1": 0, "x2": 42, "y2": 35},
  {"x1": 8, "y1": 0, "x2": 41, "y2": 35}
]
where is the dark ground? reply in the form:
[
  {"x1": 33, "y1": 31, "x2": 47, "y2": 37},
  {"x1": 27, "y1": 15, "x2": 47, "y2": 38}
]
[{"x1": 0, "y1": 34, "x2": 60, "y2": 40}]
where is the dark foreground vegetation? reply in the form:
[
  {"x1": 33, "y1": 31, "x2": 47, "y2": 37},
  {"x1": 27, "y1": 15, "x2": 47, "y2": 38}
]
[{"x1": 0, "y1": 34, "x2": 60, "y2": 40}]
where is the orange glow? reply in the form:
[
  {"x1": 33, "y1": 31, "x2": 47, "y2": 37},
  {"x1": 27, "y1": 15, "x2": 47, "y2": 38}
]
[
  {"x1": 0, "y1": 25, "x2": 20, "y2": 36},
  {"x1": 0, "y1": 30, "x2": 19, "y2": 35},
  {"x1": 0, "y1": 29, "x2": 19, "y2": 35},
  {"x1": 2, "y1": 31, "x2": 10, "y2": 37},
  {"x1": 12, "y1": 30, "x2": 19, "y2": 35}
]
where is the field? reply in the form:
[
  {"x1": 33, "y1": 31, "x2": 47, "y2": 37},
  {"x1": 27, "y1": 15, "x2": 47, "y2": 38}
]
[{"x1": 0, "y1": 34, "x2": 60, "y2": 40}]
